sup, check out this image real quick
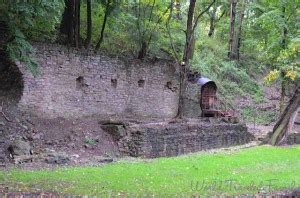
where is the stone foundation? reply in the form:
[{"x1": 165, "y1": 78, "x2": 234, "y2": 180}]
[{"x1": 102, "y1": 119, "x2": 255, "y2": 158}]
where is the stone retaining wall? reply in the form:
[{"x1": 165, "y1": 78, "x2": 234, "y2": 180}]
[
  {"x1": 109, "y1": 120, "x2": 255, "y2": 158},
  {"x1": 17, "y1": 44, "x2": 180, "y2": 119}
]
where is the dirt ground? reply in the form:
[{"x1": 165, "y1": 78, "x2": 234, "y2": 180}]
[
  {"x1": 0, "y1": 89, "x2": 120, "y2": 168},
  {"x1": 0, "y1": 79, "x2": 299, "y2": 169}
]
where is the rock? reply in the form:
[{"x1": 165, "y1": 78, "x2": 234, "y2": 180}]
[
  {"x1": 221, "y1": 117, "x2": 239, "y2": 124},
  {"x1": 287, "y1": 132, "x2": 300, "y2": 145},
  {"x1": 295, "y1": 112, "x2": 300, "y2": 124},
  {"x1": 44, "y1": 151, "x2": 70, "y2": 164},
  {"x1": 0, "y1": 155, "x2": 6, "y2": 164},
  {"x1": 0, "y1": 121, "x2": 4, "y2": 126},
  {"x1": 20, "y1": 124, "x2": 28, "y2": 130},
  {"x1": 72, "y1": 154, "x2": 80, "y2": 158},
  {"x1": 13, "y1": 155, "x2": 33, "y2": 164},
  {"x1": 100, "y1": 124, "x2": 126, "y2": 140},
  {"x1": 7, "y1": 139, "x2": 31, "y2": 156},
  {"x1": 93, "y1": 156, "x2": 113, "y2": 163}
]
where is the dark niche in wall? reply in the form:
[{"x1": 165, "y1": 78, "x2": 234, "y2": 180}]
[
  {"x1": 0, "y1": 62, "x2": 24, "y2": 103},
  {"x1": 76, "y1": 76, "x2": 88, "y2": 90},
  {"x1": 138, "y1": 79, "x2": 145, "y2": 87},
  {"x1": 111, "y1": 79, "x2": 117, "y2": 88},
  {"x1": 165, "y1": 81, "x2": 178, "y2": 92}
]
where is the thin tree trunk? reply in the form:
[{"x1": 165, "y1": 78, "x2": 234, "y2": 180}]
[
  {"x1": 228, "y1": 0, "x2": 237, "y2": 59},
  {"x1": 74, "y1": 0, "x2": 81, "y2": 48},
  {"x1": 137, "y1": 41, "x2": 148, "y2": 60},
  {"x1": 279, "y1": 72, "x2": 286, "y2": 113},
  {"x1": 85, "y1": 0, "x2": 92, "y2": 49},
  {"x1": 279, "y1": 5, "x2": 288, "y2": 113},
  {"x1": 208, "y1": 7, "x2": 216, "y2": 37},
  {"x1": 269, "y1": 87, "x2": 300, "y2": 145},
  {"x1": 234, "y1": 0, "x2": 245, "y2": 60},
  {"x1": 166, "y1": 0, "x2": 180, "y2": 62},
  {"x1": 174, "y1": 0, "x2": 182, "y2": 20},
  {"x1": 137, "y1": 2, "x2": 170, "y2": 60},
  {"x1": 95, "y1": 1, "x2": 109, "y2": 50},
  {"x1": 281, "y1": 6, "x2": 288, "y2": 49},
  {"x1": 208, "y1": 8, "x2": 225, "y2": 37},
  {"x1": 208, "y1": 18, "x2": 215, "y2": 37}
]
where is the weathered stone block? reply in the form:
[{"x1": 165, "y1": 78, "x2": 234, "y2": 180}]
[
  {"x1": 7, "y1": 139, "x2": 31, "y2": 156},
  {"x1": 100, "y1": 124, "x2": 126, "y2": 140}
]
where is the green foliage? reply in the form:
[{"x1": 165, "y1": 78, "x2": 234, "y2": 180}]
[
  {"x1": 80, "y1": 0, "x2": 185, "y2": 57},
  {"x1": 191, "y1": 36, "x2": 263, "y2": 108},
  {"x1": 0, "y1": 0, "x2": 64, "y2": 75},
  {"x1": 0, "y1": 0, "x2": 297, "y2": 112},
  {"x1": 241, "y1": 106, "x2": 276, "y2": 125},
  {"x1": 84, "y1": 137, "x2": 97, "y2": 145},
  {"x1": 5, "y1": 28, "x2": 38, "y2": 75},
  {"x1": 2, "y1": 146, "x2": 300, "y2": 196},
  {"x1": 245, "y1": 0, "x2": 299, "y2": 63}
]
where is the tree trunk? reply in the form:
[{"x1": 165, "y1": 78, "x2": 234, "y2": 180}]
[
  {"x1": 278, "y1": 5, "x2": 288, "y2": 113},
  {"x1": 84, "y1": 0, "x2": 92, "y2": 49},
  {"x1": 60, "y1": 0, "x2": 81, "y2": 47},
  {"x1": 281, "y1": 6, "x2": 288, "y2": 49},
  {"x1": 176, "y1": 0, "x2": 196, "y2": 118},
  {"x1": 279, "y1": 72, "x2": 286, "y2": 113},
  {"x1": 234, "y1": 0, "x2": 245, "y2": 60},
  {"x1": 228, "y1": 0, "x2": 237, "y2": 59},
  {"x1": 137, "y1": 41, "x2": 148, "y2": 60},
  {"x1": 60, "y1": 0, "x2": 74, "y2": 44},
  {"x1": 176, "y1": 0, "x2": 215, "y2": 118},
  {"x1": 207, "y1": 7, "x2": 216, "y2": 37},
  {"x1": 208, "y1": 18, "x2": 215, "y2": 37},
  {"x1": 174, "y1": 0, "x2": 182, "y2": 20},
  {"x1": 74, "y1": 0, "x2": 81, "y2": 48},
  {"x1": 0, "y1": 21, "x2": 10, "y2": 72},
  {"x1": 95, "y1": 0, "x2": 109, "y2": 50},
  {"x1": 269, "y1": 87, "x2": 300, "y2": 145}
]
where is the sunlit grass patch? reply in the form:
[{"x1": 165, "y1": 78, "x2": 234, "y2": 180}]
[{"x1": 1, "y1": 145, "x2": 299, "y2": 197}]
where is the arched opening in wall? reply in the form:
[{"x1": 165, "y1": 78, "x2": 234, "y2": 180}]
[{"x1": 0, "y1": 62, "x2": 24, "y2": 104}]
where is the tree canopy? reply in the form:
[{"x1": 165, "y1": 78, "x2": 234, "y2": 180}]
[{"x1": 0, "y1": 0, "x2": 299, "y2": 131}]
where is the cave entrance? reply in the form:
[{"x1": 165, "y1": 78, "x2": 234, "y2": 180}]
[{"x1": 0, "y1": 62, "x2": 24, "y2": 104}]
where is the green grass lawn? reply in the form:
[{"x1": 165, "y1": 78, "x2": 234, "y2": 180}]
[{"x1": 1, "y1": 145, "x2": 299, "y2": 197}]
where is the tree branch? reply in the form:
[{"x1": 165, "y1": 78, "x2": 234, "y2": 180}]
[
  {"x1": 192, "y1": 0, "x2": 216, "y2": 36},
  {"x1": 166, "y1": 0, "x2": 180, "y2": 62}
]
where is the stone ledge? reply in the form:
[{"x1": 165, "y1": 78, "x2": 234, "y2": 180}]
[{"x1": 117, "y1": 120, "x2": 255, "y2": 158}]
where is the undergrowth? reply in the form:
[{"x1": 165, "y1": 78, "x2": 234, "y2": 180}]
[
  {"x1": 241, "y1": 106, "x2": 277, "y2": 125},
  {"x1": 191, "y1": 37, "x2": 264, "y2": 111}
]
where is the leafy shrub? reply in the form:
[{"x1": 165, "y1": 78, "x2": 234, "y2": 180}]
[{"x1": 241, "y1": 106, "x2": 276, "y2": 125}]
